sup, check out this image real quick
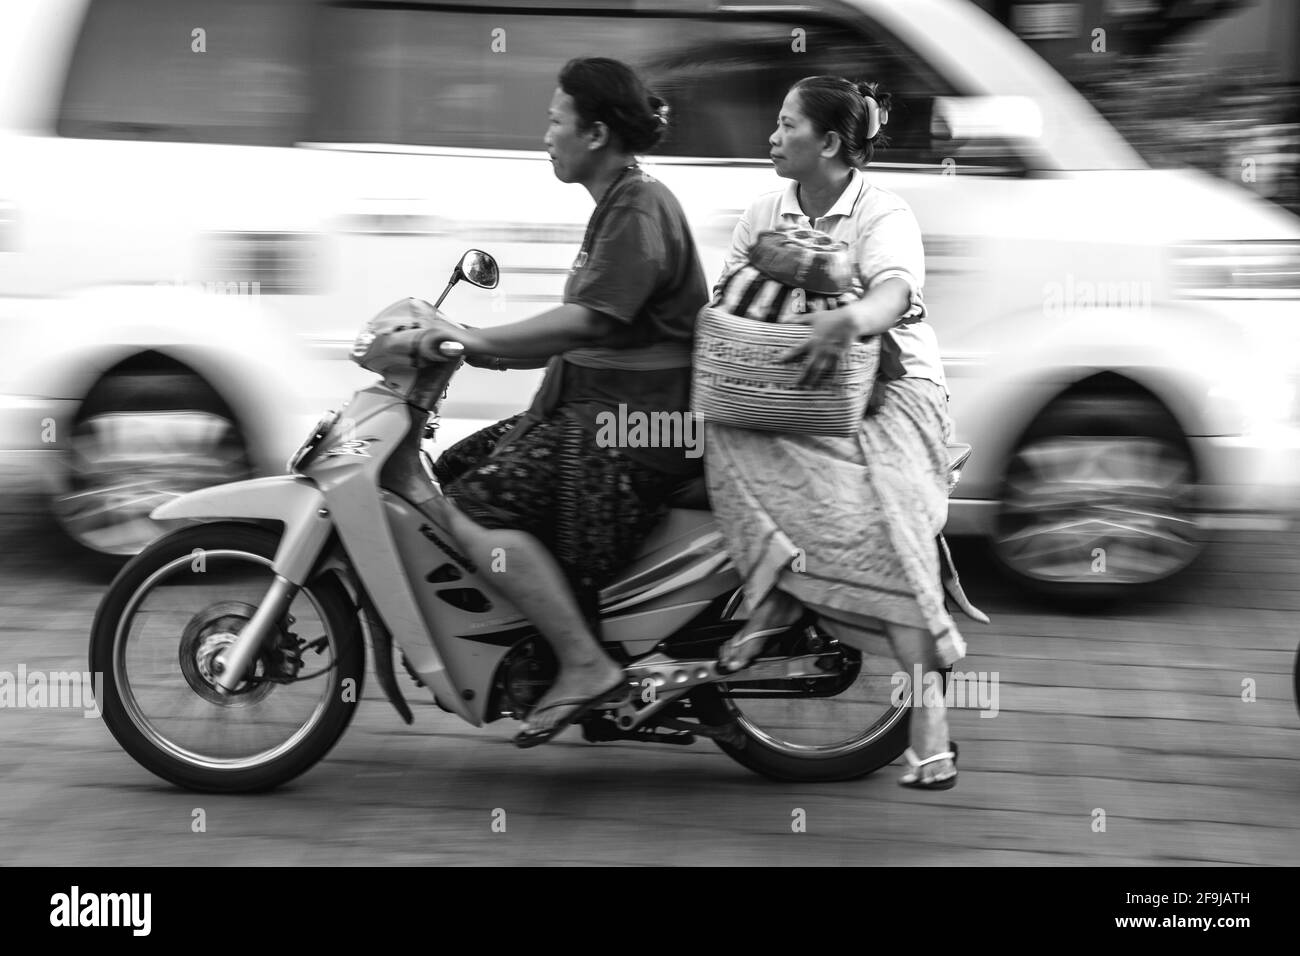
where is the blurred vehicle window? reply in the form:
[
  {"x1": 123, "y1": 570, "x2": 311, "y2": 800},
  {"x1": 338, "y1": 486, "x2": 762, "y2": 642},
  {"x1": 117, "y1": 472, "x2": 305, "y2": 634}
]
[
  {"x1": 57, "y1": 0, "x2": 311, "y2": 146},
  {"x1": 309, "y1": 6, "x2": 964, "y2": 165},
  {"x1": 311, "y1": 7, "x2": 682, "y2": 150},
  {"x1": 644, "y1": 15, "x2": 954, "y2": 164}
]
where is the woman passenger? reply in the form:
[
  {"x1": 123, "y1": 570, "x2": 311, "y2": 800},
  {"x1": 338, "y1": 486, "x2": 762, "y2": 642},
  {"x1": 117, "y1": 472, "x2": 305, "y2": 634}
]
[{"x1": 709, "y1": 76, "x2": 980, "y2": 789}]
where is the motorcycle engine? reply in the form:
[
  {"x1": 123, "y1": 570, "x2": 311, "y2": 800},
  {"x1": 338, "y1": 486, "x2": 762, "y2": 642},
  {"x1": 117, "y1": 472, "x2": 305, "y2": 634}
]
[{"x1": 498, "y1": 640, "x2": 558, "y2": 715}]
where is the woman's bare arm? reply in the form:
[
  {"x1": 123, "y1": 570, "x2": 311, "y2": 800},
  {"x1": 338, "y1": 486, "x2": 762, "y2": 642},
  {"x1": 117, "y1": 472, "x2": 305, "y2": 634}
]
[
  {"x1": 422, "y1": 304, "x2": 617, "y2": 362},
  {"x1": 839, "y1": 278, "x2": 913, "y2": 337},
  {"x1": 489, "y1": 357, "x2": 551, "y2": 370},
  {"x1": 780, "y1": 278, "x2": 912, "y2": 385}
]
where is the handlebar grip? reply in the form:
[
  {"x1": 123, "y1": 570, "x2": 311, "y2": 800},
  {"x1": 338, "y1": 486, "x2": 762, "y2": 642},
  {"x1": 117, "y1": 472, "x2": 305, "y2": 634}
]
[{"x1": 438, "y1": 340, "x2": 466, "y2": 358}]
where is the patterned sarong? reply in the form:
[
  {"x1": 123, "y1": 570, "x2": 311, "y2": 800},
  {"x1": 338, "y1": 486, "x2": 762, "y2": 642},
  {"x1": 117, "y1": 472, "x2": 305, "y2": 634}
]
[{"x1": 705, "y1": 376, "x2": 984, "y2": 664}]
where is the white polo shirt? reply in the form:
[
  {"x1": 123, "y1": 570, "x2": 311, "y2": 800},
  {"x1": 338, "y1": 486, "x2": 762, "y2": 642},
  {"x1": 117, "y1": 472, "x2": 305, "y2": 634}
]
[{"x1": 718, "y1": 168, "x2": 947, "y2": 393}]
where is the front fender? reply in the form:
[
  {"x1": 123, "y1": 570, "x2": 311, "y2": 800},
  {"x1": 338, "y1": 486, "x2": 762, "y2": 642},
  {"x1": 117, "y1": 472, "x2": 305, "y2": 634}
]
[{"x1": 152, "y1": 475, "x2": 332, "y2": 585}]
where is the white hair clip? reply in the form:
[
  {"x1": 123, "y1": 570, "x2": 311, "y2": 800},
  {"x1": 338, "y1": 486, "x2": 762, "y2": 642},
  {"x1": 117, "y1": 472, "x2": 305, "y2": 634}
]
[{"x1": 864, "y1": 94, "x2": 889, "y2": 140}]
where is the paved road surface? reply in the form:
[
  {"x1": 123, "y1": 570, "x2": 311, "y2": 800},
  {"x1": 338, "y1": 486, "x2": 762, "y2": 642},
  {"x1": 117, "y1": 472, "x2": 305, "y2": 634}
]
[{"x1": 0, "y1": 462, "x2": 1295, "y2": 865}]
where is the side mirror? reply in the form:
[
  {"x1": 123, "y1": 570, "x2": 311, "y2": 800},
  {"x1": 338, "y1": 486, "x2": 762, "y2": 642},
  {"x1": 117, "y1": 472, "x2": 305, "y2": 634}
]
[
  {"x1": 930, "y1": 96, "x2": 1043, "y2": 143},
  {"x1": 434, "y1": 249, "x2": 499, "y2": 309},
  {"x1": 459, "y1": 249, "x2": 499, "y2": 290}
]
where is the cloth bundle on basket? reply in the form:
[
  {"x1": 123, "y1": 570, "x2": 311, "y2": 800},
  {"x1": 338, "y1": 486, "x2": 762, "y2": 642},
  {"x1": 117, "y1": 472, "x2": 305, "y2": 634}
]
[
  {"x1": 692, "y1": 227, "x2": 881, "y2": 436},
  {"x1": 712, "y1": 227, "x2": 861, "y2": 322}
]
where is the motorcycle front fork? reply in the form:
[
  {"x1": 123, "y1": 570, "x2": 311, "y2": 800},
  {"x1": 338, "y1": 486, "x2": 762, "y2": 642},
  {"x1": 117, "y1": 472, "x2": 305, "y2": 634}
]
[{"x1": 212, "y1": 575, "x2": 299, "y2": 693}]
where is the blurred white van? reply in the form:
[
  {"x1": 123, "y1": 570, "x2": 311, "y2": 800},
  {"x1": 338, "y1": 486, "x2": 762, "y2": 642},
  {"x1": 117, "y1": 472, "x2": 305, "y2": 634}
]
[{"x1": 1, "y1": 0, "x2": 1297, "y2": 597}]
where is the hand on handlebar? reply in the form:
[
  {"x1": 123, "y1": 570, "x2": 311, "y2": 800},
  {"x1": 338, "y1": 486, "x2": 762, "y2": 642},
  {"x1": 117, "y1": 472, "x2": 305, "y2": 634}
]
[
  {"x1": 410, "y1": 321, "x2": 475, "y2": 365},
  {"x1": 380, "y1": 328, "x2": 459, "y2": 366},
  {"x1": 413, "y1": 321, "x2": 511, "y2": 369}
]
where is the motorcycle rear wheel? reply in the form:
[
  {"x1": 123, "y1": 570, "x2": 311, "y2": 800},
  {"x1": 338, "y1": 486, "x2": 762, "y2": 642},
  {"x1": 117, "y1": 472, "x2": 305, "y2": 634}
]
[
  {"x1": 90, "y1": 523, "x2": 365, "y2": 793},
  {"x1": 695, "y1": 623, "x2": 942, "y2": 783}
]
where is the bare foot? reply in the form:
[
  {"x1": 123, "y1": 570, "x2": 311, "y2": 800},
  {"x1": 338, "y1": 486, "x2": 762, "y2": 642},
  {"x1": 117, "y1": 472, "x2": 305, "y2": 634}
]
[{"x1": 520, "y1": 658, "x2": 626, "y2": 737}]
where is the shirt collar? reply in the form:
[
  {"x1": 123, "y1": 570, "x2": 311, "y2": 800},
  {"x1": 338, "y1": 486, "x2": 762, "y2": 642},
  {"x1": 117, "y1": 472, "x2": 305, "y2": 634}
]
[{"x1": 777, "y1": 167, "x2": 865, "y2": 223}]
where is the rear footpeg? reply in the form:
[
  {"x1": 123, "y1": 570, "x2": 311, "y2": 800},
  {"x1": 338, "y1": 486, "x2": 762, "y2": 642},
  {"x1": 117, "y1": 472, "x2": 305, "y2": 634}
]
[{"x1": 658, "y1": 716, "x2": 747, "y2": 748}]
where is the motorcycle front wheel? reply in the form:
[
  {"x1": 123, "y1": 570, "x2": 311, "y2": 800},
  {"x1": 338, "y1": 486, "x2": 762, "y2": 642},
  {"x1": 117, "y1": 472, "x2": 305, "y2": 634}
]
[{"x1": 89, "y1": 523, "x2": 365, "y2": 793}]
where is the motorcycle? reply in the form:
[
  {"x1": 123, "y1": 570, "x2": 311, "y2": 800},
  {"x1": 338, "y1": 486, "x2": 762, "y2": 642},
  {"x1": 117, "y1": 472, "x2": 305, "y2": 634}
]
[{"x1": 90, "y1": 250, "x2": 975, "y2": 793}]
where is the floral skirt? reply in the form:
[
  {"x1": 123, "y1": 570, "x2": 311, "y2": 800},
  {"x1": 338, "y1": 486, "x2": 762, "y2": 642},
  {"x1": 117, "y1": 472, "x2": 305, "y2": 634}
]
[
  {"x1": 705, "y1": 377, "x2": 975, "y2": 664},
  {"x1": 431, "y1": 413, "x2": 680, "y2": 602}
]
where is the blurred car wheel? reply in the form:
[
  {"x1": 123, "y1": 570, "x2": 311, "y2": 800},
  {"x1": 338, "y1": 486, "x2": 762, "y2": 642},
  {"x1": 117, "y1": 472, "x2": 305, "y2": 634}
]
[
  {"x1": 49, "y1": 372, "x2": 254, "y2": 559},
  {"x1": 991, "y1": 394, "x2": 1203, "y2": 601}
]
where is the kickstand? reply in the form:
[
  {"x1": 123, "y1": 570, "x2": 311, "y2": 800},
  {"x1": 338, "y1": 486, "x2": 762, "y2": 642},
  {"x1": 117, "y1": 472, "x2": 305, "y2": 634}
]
[{"x1": 657, "y1": 716, "x2": 747, "y2": 748}]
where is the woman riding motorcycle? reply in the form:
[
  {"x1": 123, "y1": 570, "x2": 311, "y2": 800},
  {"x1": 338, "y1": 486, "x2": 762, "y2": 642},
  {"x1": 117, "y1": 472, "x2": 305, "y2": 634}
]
[{"x1": 414, "y1": 58, "x2": 708, "y2": 747}]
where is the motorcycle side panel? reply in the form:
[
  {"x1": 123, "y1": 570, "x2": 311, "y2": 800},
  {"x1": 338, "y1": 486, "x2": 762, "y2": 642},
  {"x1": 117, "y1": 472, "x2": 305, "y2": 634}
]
[
  {"x1": 382, "y1": 493, "x2": 520, "y2": 724},
  {"x1": 597, "y1": 509, "x2": 740, "y2": 655},
  {"x1": 381, "y1": 493, "x2": 740, "y2": 721}
]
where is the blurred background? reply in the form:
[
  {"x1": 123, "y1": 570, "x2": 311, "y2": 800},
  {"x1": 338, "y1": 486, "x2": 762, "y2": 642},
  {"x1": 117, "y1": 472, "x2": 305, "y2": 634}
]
[
  {"x1": 974, "y1": 0, "x2": 1300, "y2": 215},
  {"x1": 0, "y1": 0, "x2": 1295, "y2": 866}
]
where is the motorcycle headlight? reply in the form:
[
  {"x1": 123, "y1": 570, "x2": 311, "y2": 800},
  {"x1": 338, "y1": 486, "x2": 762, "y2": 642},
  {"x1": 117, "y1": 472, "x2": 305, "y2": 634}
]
[
  {"x1": 351, "y1": 328, "x2": 377, "y2": 360},
  {"x1": 1173, "y1": 241, "x2": 1300, "y2": 299}
]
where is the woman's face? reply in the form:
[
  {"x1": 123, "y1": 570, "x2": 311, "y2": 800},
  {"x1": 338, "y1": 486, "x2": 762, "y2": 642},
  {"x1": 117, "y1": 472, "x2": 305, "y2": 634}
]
[
  {"x1": 768, "y1": 90, "x2": 832, "y2": 181},
  {"x1": 544, "y1": 87, "x2": 595, "y2": 184}
]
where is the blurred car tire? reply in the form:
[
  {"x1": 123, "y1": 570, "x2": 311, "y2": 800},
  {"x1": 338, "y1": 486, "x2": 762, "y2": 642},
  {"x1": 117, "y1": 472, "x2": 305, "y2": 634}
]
[
  {"x1": 991, "y1": 393, "x2": 1203, "y2": 603},
  {"x1": 49, "y1": 369, "x2": 254, "y2": 561}
]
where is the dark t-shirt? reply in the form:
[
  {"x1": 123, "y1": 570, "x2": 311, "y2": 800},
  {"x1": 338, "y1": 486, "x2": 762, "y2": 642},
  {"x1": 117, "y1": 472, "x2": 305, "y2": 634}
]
[{"x1": 555, "y1": 172, "x2": 708, "y2": 475}]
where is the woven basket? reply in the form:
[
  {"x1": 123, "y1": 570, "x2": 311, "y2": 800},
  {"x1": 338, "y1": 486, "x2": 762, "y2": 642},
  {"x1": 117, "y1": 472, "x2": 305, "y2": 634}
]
[{"x1": 692, "y1": 307, "x2": 880, "y2": 436}]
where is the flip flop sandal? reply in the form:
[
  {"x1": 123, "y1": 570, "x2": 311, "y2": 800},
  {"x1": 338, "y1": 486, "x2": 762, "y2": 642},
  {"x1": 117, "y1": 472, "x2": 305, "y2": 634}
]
[
  {"x1": 899, "y1": 741, "x2": 959, "y2": 790},
  {"x1": 513, "y1": 680, "x2": 631, "y2": 749}
]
